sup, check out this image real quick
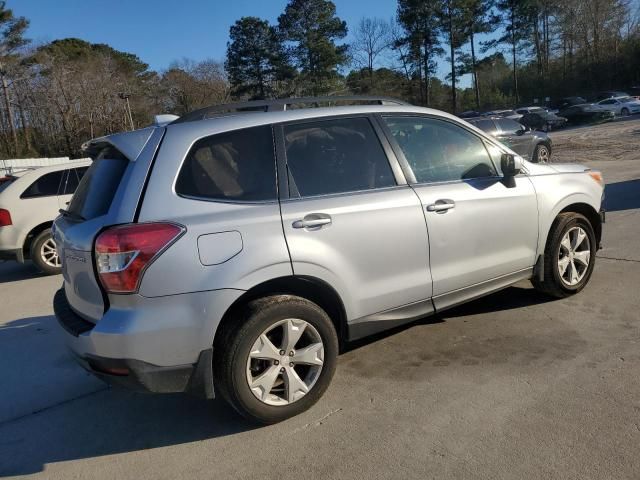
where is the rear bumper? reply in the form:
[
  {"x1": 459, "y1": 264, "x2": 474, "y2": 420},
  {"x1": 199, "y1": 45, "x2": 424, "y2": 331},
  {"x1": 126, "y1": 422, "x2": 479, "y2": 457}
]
[
  {"x1": 0, "y1": 248, "x2": 24, "y2": 262},
  {"x1": 53, "y1": 287, "x2": 242, "y2": 398}
]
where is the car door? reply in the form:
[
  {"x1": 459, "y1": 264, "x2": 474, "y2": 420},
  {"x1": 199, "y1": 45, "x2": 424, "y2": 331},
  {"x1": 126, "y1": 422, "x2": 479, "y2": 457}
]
[
  {"x1": 277, "y1": 115, "x2": 433, "y2": 338},
  {"x1": 379, "y1": 115, "x2": 538, "y2": 310},
  {"x1": 494, "y1": 118, "x2": 534, "y2": 160}
]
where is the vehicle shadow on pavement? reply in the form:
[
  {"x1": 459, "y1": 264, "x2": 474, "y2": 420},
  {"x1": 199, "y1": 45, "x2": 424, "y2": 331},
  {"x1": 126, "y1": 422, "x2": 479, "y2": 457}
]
[
  {"x1": 0, "y1": 261, "x2": 42, "y2": 284},
  {"x1": 346, "y1": 285, "x2": 553, "y2": 353},
  {"x1": 604, "y1": 179, "x2": 640, "y2": 212},
  {"x1": 0, "y1": 386, "x2": 255, "y2": 476}
]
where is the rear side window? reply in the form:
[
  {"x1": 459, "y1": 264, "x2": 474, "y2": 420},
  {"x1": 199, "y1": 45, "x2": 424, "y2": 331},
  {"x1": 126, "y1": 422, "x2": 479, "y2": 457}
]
[
  {"x1": 20, "y1": 170, "x2": 64, "y2": 199},
  {"x1": 63, "y1": 167, "x2": 89, "y2": 195},
  {"x1": 176, "y1": 125, "x2": 276, "y2": 202},
  {"x1": 67, "y1": 147, "x2": 128, "y2": 220},
  {"x1": 283, "y1": 117, "x2": 395, "y2": 197}
]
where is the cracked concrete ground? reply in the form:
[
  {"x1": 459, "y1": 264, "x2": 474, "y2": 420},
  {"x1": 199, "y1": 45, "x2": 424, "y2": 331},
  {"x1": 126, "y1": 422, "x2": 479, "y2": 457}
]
[{"x1": 1, "y1": 120, "x2": 639, "y2": 479}]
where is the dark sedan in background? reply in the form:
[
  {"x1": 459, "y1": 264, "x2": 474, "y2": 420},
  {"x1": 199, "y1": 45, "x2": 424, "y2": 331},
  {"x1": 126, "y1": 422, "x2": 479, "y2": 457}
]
[
  {"x1": 519, "y1": 111, "x2": 568, "y2": 131},
  {"x1": 559, "y1": 104, "x2": 615, "y2": 125},
  {"x1": 467, "y1": 117, "x2": 552, "y2": 163}
]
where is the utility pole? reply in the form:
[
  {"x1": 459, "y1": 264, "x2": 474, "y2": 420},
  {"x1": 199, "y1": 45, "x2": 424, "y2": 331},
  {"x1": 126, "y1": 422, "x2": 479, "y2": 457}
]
[{"x1": 119, "y1": 92, "x2": 135, "y2": 131}]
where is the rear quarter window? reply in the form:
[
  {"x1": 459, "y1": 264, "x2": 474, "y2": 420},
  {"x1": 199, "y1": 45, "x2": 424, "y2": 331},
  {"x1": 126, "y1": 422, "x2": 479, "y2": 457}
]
[
  {"x1": 175, "y1": 125, "x2": 276, "y2": 202},
  {"x1": 20, "y1": 170, "x2": 64, "y2": 199}
]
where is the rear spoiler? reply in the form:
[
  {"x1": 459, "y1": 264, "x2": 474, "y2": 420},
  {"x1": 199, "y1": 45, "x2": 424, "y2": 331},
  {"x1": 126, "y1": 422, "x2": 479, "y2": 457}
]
[{"x1": 82, "y1": 127, "x2": 156, "y2": 161}]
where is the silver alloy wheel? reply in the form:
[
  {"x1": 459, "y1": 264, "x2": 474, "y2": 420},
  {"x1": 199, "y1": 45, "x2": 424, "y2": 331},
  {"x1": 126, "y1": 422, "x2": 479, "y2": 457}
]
[
  {"x1": 40, "y1": 237, "x2": 61, "y2": 268},
  {"x1": 558, "y1": 226, "x2": 591, "y2": 286},
  {"x1": 537, "y1": 145, "x2": 550, "y2": 163},
  {"x1": 246, "y1": 318, "x2": 324, "y2": 406}
]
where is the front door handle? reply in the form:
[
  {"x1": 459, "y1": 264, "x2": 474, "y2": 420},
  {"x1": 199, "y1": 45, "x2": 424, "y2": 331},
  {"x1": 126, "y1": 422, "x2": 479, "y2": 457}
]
[
  {"x1": 292, "y1": 214, "x2": 332, "y2": 229},
  {"x1": 426, "y1": 200, "x2": 455, "y2": 213}
]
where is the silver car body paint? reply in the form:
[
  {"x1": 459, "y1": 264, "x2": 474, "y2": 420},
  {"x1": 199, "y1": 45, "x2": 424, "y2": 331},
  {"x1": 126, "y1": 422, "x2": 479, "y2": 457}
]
[{"x1": 52, "y1": 104, "x2": 603, "y2": 381}]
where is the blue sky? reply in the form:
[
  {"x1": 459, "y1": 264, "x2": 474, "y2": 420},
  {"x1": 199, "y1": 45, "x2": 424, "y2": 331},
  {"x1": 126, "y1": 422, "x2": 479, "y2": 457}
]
[{"x1": 14, "y1": 0, "x2": 474, "y2": 85}]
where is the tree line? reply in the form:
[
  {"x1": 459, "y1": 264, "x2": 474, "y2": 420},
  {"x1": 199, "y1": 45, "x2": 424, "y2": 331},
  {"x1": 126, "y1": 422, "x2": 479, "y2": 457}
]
[{"x1": 0, "y1": 0, "x2": 638, "y2": 159}]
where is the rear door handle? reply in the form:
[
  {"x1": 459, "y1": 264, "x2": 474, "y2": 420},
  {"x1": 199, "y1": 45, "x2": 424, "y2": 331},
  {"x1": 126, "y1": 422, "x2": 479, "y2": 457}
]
[
  {"x1": 292, "y1": 214, "x2": 332, "y2": 229},
  {"x1": 426, "y1": 200, "x2": 455, "y2": 213}
]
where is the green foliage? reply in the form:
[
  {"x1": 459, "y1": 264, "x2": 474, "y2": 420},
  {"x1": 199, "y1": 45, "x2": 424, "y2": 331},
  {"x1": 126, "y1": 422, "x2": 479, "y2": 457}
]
[
  {"x1": 278, "y1": 0, "x2": 348, "y2": 95},
  {"x1": 225, "y1": 17, "x2": 293, "y2": 99}
]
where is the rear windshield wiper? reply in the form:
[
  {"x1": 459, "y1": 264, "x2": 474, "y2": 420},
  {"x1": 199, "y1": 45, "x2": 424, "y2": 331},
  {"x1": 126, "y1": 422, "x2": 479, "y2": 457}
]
[{"x1": 59, "y1": 209, "x2": 85, "y2": 222}]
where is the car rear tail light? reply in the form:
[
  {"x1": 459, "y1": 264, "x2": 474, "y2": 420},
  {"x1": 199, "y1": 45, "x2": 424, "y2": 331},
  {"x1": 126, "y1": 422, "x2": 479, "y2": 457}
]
[
  {"x1": 0, "y1": 209, "x2": 11, "y2": 227},
  {"x1": 94, "y1": 222, "x2": 185, "y2": 294}
]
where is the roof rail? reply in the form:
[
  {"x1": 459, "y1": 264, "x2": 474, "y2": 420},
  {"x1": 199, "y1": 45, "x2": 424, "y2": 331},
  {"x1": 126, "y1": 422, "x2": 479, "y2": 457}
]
[{"x1": 170, "y1": 95, "x2": 410, "y2": 124}]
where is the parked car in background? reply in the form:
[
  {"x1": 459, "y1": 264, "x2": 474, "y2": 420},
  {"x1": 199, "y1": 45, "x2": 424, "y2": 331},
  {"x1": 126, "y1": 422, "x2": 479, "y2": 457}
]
[
  {"x1": 595, "y1": 91, "x2": 630, "y2": 101},
  {"x1": 484, "y1": 109, "x2": 522, "y2": 120},
  {"x1": 467, "y1": 117, "x2": 552, "y2": 163},
  {"x1": 515, "y1": 106, "x2": 546, "y2": 115},
  {"x1": 549, "y1": 97, "x2": 588, "y2": 111},
  {"x1": 559, "y1": 104, "x2": 615, "y2": 125},
  {"x1": 52, "y1": 96, "x2": 603, "y2": 424},
  {"x1": 594, "y1": 96, "x2": 640, "y2": 116},
  {"x1": 519, "y1": 111, "x2": 568, "y2": 131},
  {"x1": 0, "y1": 160, "x2": 91, "y2": 274},
  {"x1": 459, "y1": 110, "x2": 481, "y2": 119}
]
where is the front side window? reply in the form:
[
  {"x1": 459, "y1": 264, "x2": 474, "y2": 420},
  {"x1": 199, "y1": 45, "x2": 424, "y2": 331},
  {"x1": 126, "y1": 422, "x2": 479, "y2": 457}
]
[
  {"x1": 383, "y1": 116, "x2": 497, "y2": 184},
  {"x1": 469, "y1": 119, "x2": 497, "y2": 135},
  {"x1": 283, "y1": 117, "x2": 395, "y2": 197},
  {"x1": 21, "y1": 170, "x2": 64, "y2": 199},
  {"x1": 176, "y1": 125, "x2": 276, "y2": 202}
]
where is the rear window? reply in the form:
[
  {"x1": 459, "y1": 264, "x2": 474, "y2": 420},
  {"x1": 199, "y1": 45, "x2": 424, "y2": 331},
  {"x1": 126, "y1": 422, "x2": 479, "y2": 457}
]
[
  {"x1": 63, "y1": 167, "x2": 89, "y2": 195},
  {"x1": 175, "y1": 125, "x2": 276, "y2": 202},
  {"x1": 21, "y1": 170, "x2": 64, "y2": 199},
  {"x1": 67, "y1": 147, "x2": 128, "y2": 220}
]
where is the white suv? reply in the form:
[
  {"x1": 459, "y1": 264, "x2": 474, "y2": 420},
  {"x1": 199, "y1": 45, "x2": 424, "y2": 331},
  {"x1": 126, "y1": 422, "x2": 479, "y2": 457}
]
[{"x1": 0, "y1": 160, "x2": 91, "y2": 274}]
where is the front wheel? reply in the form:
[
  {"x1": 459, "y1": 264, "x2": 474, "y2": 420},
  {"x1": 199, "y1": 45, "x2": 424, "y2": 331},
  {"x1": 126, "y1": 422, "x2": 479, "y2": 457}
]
[
  {"x1": 214, "y1": 295, "x2": 338, "y2": 424},
  {"x1": 533, "y1": 143, "x2": 551, "y2": 163},
  {"x1": 30, "y1": 229, "x2": 61, "y2": 275},
  {"x1": 532, "y1": 212, "x2": 596, "y2": 298},
  {"x1": 621, "y1": 107, "x2": 630, "y2": 116}
]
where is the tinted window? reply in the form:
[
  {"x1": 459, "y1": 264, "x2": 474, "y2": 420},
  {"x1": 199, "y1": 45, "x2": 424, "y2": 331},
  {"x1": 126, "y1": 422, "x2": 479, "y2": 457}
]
[
  {"x1": 600, "y1": 99, "x2": 615, "y2": 105},
  {"x1": 176, "y1": 125, "x2": 276, "y2": 202},
  {"x1": 283, "y1": 117, "x2": 395, "y2": 197},
  {"x1": 469, "y1": 119, "x2": 496, "y2": 134},
  {"x1": 20, "y1": 170, "x2": 64, "y2": 199},
  {"x1": 63, "y1": 167, "x2": 89, "y2": 195},
  {"x1": 0, "y1": 177, "x2": 15, "y2": 194},
  {"x1": 68, "y1": 147, "x2": 128, "y2": 220},
  {"x1": 496, "y1": 118, "x2": 524, "y2": 134},
  {"x1": 384, "y1": 116, "x2": 497, "y2": 183}
]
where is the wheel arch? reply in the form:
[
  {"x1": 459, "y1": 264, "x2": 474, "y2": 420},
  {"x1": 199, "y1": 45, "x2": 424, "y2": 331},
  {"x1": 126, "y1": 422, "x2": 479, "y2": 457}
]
[
  {"x1": 558, "y1": 202, "x2": 602, "y2": 248},
  {"x1": 215, "y1": 275, "x2": 348, "y2": 350},
  {"x1": 22, "y1": 221, "x2": 53, "y2": 259}
]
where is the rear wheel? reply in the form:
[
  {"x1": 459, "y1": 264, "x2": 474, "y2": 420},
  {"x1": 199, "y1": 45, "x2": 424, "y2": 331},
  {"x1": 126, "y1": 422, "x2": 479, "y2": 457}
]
[
  {"x1": 533, "y1": 143, "x2": 551, "y2": 163},
  {"x1": 30, "y1": 229, "x2": 61, "y2": 275},
  {"x1": 214, "y1": 295, "x2": 338, "y2": 424},
  {"x1": 532, "y1": 212, "x2": 596, "y2": 298}
]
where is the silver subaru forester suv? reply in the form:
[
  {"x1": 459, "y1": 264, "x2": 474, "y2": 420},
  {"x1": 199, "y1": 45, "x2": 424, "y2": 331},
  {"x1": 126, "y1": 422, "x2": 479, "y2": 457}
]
[{"x1": 53, "y1": 96, "x2": 604, "y2": 423}]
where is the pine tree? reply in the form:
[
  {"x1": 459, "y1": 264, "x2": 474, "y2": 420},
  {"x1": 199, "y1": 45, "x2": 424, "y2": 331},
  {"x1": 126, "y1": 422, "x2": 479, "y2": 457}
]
[
  {"x1": 278, "y1": 0, "x2": 348, "y2": 95},
  {"x1": 225, "y1": 17, "x2": 292, "y2": 99}
]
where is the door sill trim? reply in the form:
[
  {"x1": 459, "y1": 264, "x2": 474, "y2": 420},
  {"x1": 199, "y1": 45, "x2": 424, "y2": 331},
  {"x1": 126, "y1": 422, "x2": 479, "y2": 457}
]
[{"x1": 433, "y1": 267, "x2": 534, "y2": 312}]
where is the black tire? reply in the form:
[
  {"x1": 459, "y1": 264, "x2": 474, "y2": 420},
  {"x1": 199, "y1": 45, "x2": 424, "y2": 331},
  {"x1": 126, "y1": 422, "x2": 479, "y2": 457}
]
[
  {"x1": 532, "y1": 212, "x2": 597, "y2": 298},
  {"x1": 30, "y1": 229, "x2": 61, "y2": 275},
  {"x1": 533, "y1": 143, "x2": 551, "y2": 163},
  {"x1": 214, "y1": 295, "x2": 338, "y2": 424},
  {"x1": 621, "y1": 107, "x2": 629, "y2": 116}
]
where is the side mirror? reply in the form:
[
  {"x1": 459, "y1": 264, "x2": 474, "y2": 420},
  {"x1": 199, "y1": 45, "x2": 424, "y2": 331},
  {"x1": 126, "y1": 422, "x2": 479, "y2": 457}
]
[{"x1": 501, "y1": 153, "x2": 522, "y2": 177}]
